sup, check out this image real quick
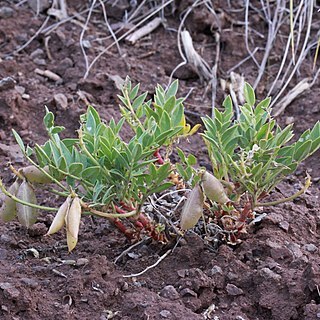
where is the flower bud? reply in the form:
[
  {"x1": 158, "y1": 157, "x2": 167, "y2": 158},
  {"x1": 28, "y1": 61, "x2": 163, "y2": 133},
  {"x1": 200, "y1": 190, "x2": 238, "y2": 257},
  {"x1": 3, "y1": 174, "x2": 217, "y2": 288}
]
[
  {"x1": 0, "y1": 180, "x2": 20, "y2": 222},
  {"x1": 46, "y1": 196, "x2": 72, "y2": 235},
  {"x1": 16, "y1": 181, "x2": 38, "y2": 227},
  {"x1": 201, "y1": 171, "x2": 229, "y2": 204},
  {"x1": 21, "y1": 165, "x2": 52, "y2": 184},
  {"x1": 180, "y1": 185, "x2": 204, "y2": 230}
]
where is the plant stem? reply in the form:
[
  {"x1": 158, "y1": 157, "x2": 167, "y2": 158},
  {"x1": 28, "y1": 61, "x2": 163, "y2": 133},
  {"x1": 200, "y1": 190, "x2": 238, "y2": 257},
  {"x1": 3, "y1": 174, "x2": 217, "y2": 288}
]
[
  {"x1": 0, "y1": 179, "x2": 58, "y2": 211},
  {"x1": 254, "y1": 174, "x2": 311, "y2": 207},
  {"x1": 81, "y1": 201, "x2": 138, "y2": 219}
]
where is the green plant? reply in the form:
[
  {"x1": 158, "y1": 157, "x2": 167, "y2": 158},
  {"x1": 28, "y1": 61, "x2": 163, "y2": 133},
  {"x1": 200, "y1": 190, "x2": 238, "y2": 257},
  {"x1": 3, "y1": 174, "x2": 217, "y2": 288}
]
[
  {"x1": 0, "y1": 79, "x2": 199, "y2": 251},
  {"x1": 179, "y1": 83, "x2": 319, "y2": 243}
]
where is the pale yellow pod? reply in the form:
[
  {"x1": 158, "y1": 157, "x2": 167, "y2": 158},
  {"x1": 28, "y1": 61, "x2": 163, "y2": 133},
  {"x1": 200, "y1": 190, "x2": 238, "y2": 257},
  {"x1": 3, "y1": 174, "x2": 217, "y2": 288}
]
[
  {"x1": 21, "y1": 165, "x2": 52, "y2": 184},
  {"x1": 180, "y1": 185, "x2": 204, "y2": 230},
  {"x1": 201, "y1": 171, "x2": 230, "y2": 204},
  {"x1": 66, "y1": 229, "x2": 78, "y2": 252},
  {"x1": 0, "y1": 180, "x2": 20, "y2": 222},
  {"x1": 65, "y1": 196, "x2": 81, "y2": 251},
  {"x1": 16, "y1": 181, "x2": 38, "y2": 228},
  {"x1": 46, "y1": 196, "x2": 72, "y2": 235}
]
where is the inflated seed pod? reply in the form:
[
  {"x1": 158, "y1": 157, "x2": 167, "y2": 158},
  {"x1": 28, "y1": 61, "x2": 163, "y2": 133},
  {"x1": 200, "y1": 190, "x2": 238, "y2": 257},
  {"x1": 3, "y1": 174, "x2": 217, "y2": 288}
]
[
  {"x1": 46, "y1": 196, "x2": 72, "y2": 235},
  {"x1": 21, "y1": 165, "x2": 52, "y2": 184},
  {"x1": 201, "y1": 171, "x2": 229, "y2": 204},
  {"x1": 0, "y1": 180, "x2": 20, "y2": 222},
  {"x1": 65, "y1": 196, "x2": 82, "y2": 252},
  {"x1": 180, "y1": 185, "x2": 204, "y2": 230},
  {"x1": 16, "y1": 181, "x2": 38, "y2": 227}
]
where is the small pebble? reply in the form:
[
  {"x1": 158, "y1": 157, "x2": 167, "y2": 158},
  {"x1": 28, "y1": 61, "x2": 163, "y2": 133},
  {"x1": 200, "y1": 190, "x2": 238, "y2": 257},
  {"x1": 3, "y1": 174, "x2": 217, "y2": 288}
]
[
  {"x1": 159, "y1": 285, "x2": 179, "y2": 300},
  {"x1": 76, "y1": 258, "x2": 89, "y2": 266},
  {"x1": 226, "y1": 283, "x2": 243, "y2": 296},
  {"x1": 303, "y1": 244, "x2": 318, "y2": 253},
  {"x1": 0, "y1": 7, "x2": 14, "y2": 18},
  {"x1": 160, "y1": 310, "x2": 171, "y2": 318}
]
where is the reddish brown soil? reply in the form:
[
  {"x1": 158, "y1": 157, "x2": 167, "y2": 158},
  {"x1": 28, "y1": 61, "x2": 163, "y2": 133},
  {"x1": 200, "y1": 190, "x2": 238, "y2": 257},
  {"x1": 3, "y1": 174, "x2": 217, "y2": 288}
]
[{"x1": 0, "y1": 1, "x2": 319, "y2": 320}]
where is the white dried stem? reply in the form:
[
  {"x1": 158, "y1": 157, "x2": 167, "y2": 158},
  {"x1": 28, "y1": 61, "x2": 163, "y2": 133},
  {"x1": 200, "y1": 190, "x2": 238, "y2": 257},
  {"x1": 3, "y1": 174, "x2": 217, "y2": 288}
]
[
  {"x1": 273, "y1": 78, "x2": 312, "y2": 117},
  {"x1": 126, "y1": 17, "x2": 162, "y2": 45},
  {"x1": 181, "y1": 30, "x2": 212, "y2": 82}
]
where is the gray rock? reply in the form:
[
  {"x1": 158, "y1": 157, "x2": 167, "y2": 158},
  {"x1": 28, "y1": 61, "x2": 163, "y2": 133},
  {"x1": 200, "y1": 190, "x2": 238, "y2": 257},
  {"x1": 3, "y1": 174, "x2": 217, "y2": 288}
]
[
  {"x1": 159, "y1": 285, "x2": 179, "y2": 300},
  {"x1": 20, "y1": 278, "x2": 38, "y2": 289},
  {"x1": 30, "y1": 48, "x2": 45, "y2": 59},
  {"x1": 159, "y1": 310, "x2": 171, "y2": 318},
  {"x1": 210, "y1": 265, "x2": 223, "y2": 275},
  {"x1": 0, "y1": 249, "x2": 7, "y2": 260},
  {"x1": 33, "y1": 58, "x2": 47, "y2": 66},
  {"x1": 303, "y1": 244, "x2": 318, "y2": 253},
  {"x1": 0, "y1": 77, "x2": 16, "y2": 91},
  {"x1": 259, "y1": 267, "x2": 281, "y2": 282},
  {"x1": 226, "y1": 283, "x2": 243, "y2": 296},
  {"x1": 180, "y1": 288, "x2": 197, "y2": 297},
  {"x1": 0, "y1": 283, "x2": 20, "y2": 299},
  {"x1": 0, "y1": 7, "x2": 14, "y2": 18},
  {"x1": 28, "y1": 0, "x2": 51, "y2": 13}
]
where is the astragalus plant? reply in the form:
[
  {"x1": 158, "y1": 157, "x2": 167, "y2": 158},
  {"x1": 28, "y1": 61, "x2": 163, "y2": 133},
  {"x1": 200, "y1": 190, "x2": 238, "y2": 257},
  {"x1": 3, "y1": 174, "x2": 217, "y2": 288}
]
[
  {"x1": 0, "y1": 79, "x2": 199, "y2": 251},
  {"x1": 179, "y1": 83, "x2": 320, "y2": 243}
]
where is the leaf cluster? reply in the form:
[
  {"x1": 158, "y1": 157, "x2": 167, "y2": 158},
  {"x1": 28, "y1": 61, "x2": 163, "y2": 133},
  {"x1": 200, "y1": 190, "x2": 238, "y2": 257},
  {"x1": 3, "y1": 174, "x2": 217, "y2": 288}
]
[{"x1": 202, "y1": 83, "x2": 320, "y2": 202}]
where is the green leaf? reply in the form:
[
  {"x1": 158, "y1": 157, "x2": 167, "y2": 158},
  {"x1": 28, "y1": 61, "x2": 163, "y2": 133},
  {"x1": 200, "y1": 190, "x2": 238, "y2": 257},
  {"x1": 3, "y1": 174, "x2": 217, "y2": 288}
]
[
  {"x1": 132, "y1": 92, "x2": 148, "y2": 110},
  {"x1": 166, "y1": 79, "x2": 179, "y2": 98},
  {"x1": 293, "y1": 140, "x2": 312, "y2": 161},
  {"x1": 26, "y1": 146, "x2": 33, "y2": 157},
  {"x1": 43, "y1": 107, "x2": 54, "y2": 129},
  {"x1": 129, "y1": 83, "x2": 140, "y2": 100},
  {"x1": 69, "y1": 163, "x2": 83, "y2": 176},
  {"x1": 82, "y1": 166, "x2": 102, "y2": 180},
  {"x1": 244, "y1": 82, "x2": 255, "y2": 107},
  {"x1": 187, "y1": 154, "x2": 197, "y2": 166},
  {"x1": 12, "y1": 129, "x2": 25, "y2": 153},
  {"x1": 51, "y1": 126, "x2": 65, "y2": 134},
  {"x1": 149, "y1": 182, "x2": 174, "y2": 194}
]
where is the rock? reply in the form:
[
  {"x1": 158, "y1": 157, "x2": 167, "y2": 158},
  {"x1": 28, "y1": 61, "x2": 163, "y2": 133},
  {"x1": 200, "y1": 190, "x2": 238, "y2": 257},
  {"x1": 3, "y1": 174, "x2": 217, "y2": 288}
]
[
  {"x1": 159, "y1": 310, "x2": 171, "y2": 318},
  {"x1": 0, "y1": 283, "x2": 20, "y2": 299},
  {"x1": 303, "y1": 244, "x2": 318, "y2": 253},
  {"x1": 54, "y1": 93, "x2": 68, "y2": 110},
  {"x1": 210, "y1": 265, "x2": 223, "y2": 275},
  {"x1": 76, "y1": 258, "x2": 89, "y2": 266},
  {"x1": 286, "y1": 242, "x2": 303, "y2": 259},
  {"x1": 28, "y1": 0, "x2": 51, "y2": 13},
  {"x1": 20, "y1": 278, "x2": 38, "y2": 289},
  {"x1": 28, "y1": 223, "x2": 47, "y2": 237},
  {"x1": 15, "y1": 85, "x2": 26, "y2": 95},
  {"x1": 259, "y1": 267, "x2": 281, "y2": 282},
  {"x1": 180, "y1": 288, "x2": 197, "y2": 297},
  {"x1": 0, "y1": 7, "x2": 14, "y2": 18},
  {"x1": 0, "y1": 248, "x2": 8, "y2": 260},
  {"x1": 226, "y1": 283, "x2": 243, "y2": 296},
  {"x1": 30, "y1": 48, "x2": 45, "y2": 59},
  {"x1": 279, "y1": 220, "x2": 290, "y2": 232},
  {"x1": 0, "y1": 77, "x2": 16, "y2": 91},
  {"x1": 159, "y1": 285, "x2": 179, "y2": 300},
  {"x1": 33, "y1": 58, "x2": 47, "y2": 66}
]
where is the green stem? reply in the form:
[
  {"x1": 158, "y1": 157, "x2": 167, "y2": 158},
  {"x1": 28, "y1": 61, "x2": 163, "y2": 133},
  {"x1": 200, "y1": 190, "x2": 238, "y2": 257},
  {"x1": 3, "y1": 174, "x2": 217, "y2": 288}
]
[
  {"x1": 0, "y1": 179, "x2": 58, "y2": 211},
  {"x1": 123, "y1": 88, "x2": 144, "y2": 131},
  {"x1": 80, "y1": 200, "x2": 138, "y2": 219},
  {"x1": 254, "y1": 174, "x2": 311, "y2": 207},
  {"x1": 78, "y1": 128, "x2": 111, "y2": 178}
]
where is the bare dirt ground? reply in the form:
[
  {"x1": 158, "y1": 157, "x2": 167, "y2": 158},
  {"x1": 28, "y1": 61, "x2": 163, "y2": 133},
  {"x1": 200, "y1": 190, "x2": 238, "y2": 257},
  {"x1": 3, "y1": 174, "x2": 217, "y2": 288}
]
[{"x1": 0, "y1": 1, "x2": 319, "y2": 319}]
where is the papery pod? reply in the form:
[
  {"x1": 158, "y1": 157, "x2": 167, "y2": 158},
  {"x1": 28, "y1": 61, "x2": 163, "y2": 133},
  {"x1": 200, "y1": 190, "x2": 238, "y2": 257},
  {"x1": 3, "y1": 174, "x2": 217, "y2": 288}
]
[
  {"x1": 0, "y1": 180, "x2": 20, "y2": 222},
  {"x1": 201, "y1": 171, "x2": 230, "y2": 204},
  {"x1": 16, "y1": 181, "x2": 38, "y2": 227},
  {"x1": 21, "y1": 165, "x2": 52, "y2": 184},
  {"x1": 180, "y1": 185, "x2": 204, "y2": 230},
  {"x1": 65, "y1": 196, "x2": 81, "y2": 252},
  {"x1": 46, "y1": 196, "x2": 72, "y2": 235}
]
